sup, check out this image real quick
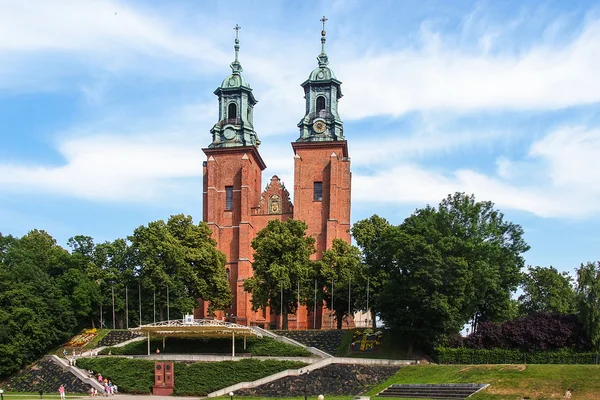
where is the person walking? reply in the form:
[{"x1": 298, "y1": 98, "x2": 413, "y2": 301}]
[{"x1": 58, "y1": 384, "x2": 66, "y2": 400}]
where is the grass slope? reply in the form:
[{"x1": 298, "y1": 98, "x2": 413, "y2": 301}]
[{"x1": 367, "y1": 364, "x2": 600, "y2": 400}]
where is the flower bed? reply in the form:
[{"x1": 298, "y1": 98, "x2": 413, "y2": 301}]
[{"x1": 66, "y1": 329, "x2": 98, "y2": 348}]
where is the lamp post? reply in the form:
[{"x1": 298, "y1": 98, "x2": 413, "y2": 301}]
[
  {"x1": 0, "y1": 389, "x2": 4, "y2": 400},
  {"x1": 318, "y1": 395, "x2": 324, "y2": 400},
  {"x1": 301, "y1": 369, "x2": 310, "y2": 400},
  {"x1": 229, "y1": 391, "x2": 234, "y2": 400}
]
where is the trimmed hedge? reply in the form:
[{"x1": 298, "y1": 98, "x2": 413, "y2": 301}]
[
  {"x1": 436, "y1": 347, "x2": 600, "y2": 365},
  {"x1": 98, "y1": 336, "x2": 311, "y2": 357},
  {"x1": 76, "y1": 358, "x2": 307, "y2": 396}
]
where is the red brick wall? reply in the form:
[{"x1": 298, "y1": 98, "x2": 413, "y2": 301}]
[{"x1": 200, "y1": 140, "x2": 351, "y2": 330}]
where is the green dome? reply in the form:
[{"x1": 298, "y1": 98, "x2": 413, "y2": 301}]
[
  {"x1": 308, "y1": 65, "x2": 336, "y2": 82},
  {"x1": 221, "y1": 72, "x2": 250, "y2": 89}
]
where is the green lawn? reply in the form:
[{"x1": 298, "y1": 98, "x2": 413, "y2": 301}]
[{"x1": 366, "y1": 364, "x2": 600, "y2": 400}]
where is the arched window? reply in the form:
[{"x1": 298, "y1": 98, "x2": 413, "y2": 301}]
[
  {"x1": 316, "y1": 96, "x2": 326, "y2": 113},
  {"x1": 226, "y1": 268, "x2": 231, "y2": 282},
  {"x1": 228, "y1": 103, "x2": 237, "y2": 120}
]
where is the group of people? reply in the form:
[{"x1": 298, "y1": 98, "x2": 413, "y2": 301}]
[{"x1": 93, "y1": 373, "x2": 118, "y2": 396}]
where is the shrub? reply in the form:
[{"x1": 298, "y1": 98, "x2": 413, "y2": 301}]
[
  {"x1": 435, "y1": 347, "x2": 600, "y2": 364},
  {"x1": 77, "y1": 358, "x2": 307, "y2": 396},
  {"x1": 457, "y1": 313, "x2": 589, "y2": 351}
]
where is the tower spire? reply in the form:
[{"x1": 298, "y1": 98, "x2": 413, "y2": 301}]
[
  {"x1": 231, "y1": 24, "x2": 243, "y2": 74},
  {"x1": 318, "y1": 16, "x2": 329, "y2": 67}
]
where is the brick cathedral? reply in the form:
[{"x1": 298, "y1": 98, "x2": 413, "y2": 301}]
[{"x1": 197, "y1": 19, "x2": 351, "y2": 329}]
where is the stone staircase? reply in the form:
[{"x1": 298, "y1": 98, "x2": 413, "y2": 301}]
[{"x1": 376, "y1": 383, "x2": 488, "y2": 399}]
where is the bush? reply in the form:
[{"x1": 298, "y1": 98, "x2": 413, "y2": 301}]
[
  {"x1": 77, "y1": 358, "x2": 307, "y2": 396},
  {"x1": 454, "y1": 313, "x2": 589, "y2": 351},
  {"x1": 435, "y1": 347, "x2": 600, "y2": 364}
]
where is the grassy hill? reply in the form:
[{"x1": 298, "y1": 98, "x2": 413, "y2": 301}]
[{"x1": 367, "y1": 364, "x2": 600, "y2": 400}]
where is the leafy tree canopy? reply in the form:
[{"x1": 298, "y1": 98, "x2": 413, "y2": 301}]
[
  {"x1": 244, "y1": 219, "x2": 316, "y2": 330},
  {"x1": 519, "y1": 266, "x2": 576, "y2": 315},
  {"x1": 576, "y1": 261, "x2": 600, "y2": 351},
  {"x1": 375, "y1": 193, "x2": 529, "y2": 348}
]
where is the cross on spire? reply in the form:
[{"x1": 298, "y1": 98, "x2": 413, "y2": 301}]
[
  {"x1": 231, "y1": 24, "x2": 242, "y2": 73},
  {"x1": 320, "y1": 16, "x2": 328, "y2": 34},
  {"x1": 318, "y1": 16, "x2": 329, "y2": 66}
]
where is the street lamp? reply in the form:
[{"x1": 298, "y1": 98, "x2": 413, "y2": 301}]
[
  {"x1": 318, "y1": 395, "x2": 324, "y2": 400},
  {"x1": 0, "y1": 388, "x2": 4, "y2": 400},
  {"x1": 301, "y1": 369, "x2": 310, "y2": 400},
  {"x1": 229, "y1": 391, "x2": 234, "y2": 400}
]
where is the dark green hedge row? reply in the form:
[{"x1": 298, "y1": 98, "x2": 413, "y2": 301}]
[
  {"x1": 99, "y1": 337, "x2": 311, "y2": 357},
  {"x1": 436, "y1": 347, "x2": 600, "y2": 365},
  {"x1": 77, "y1": 358, "x2": 307, "y2": 395}
]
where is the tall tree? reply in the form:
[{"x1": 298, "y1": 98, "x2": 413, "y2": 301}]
[
  {"x1": 320, "y1": 239, "x2": 363, "y2": 329},
  {"x1": 0, "y1": 231, "x2": 77, "y2": 378},
  {"x1": 130, "y1": 214, "x2": 231, "y2": 317},
  {"x1": 576, "y1": 261, "x2": 600, "y2": 351},
  {"x1": 376, "y1": 193, "x2": 529, "y2": 348},
  {"x1": 519, "y1": 266, "x2": 576, "y2": 315},
  {"x1": 244, "y1": 219, "x2": 316, "y2": 330},
  {"x1": 351, "y1": 215, "x2": 392, "y2": 328}
]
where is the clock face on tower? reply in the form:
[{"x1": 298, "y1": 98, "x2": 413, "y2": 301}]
[
  {"x1": 313, "y1": 120, "x2": 326, "y2": 134},
  {"x1": 223, "y1": 127, "x2": 236, "y2": 140}
]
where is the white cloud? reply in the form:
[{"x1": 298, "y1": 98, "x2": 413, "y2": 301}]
[
  {"x1": 0, "y1": 133, "x2": 203, "y2": 203},
  {"x1": 353, "y1": 125, "x2": 600, "y2": 218},
  {"x1": 338, "y1": 19, "x2": 600, "y2": 119}
]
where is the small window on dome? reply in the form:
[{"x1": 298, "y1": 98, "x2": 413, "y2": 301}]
[
  {"x1": 316, "y1": 96, "x2": 326, "y2": 114},
  {"x1": 228, "y1": 103, "x2": 237, "y2": 120}
]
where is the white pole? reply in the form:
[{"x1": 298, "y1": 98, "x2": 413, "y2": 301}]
[
  {"x1": 313, "y1": 279, "x2": 317, "y2": 329},
  {"x1": 232, "y1": 331, "x2": 235, "y2": 358},
  {"x1": 366, "y1": 277, "x2": 370, "y2": 328},
  {"x1": 348, "y1": 277, "x2": 351, "y2": 327},
  {"x1": 111, "y1": 286, "x2": 115, "y2": 329},
  {"x1": 147, "y1": 332, "x2": 150, "y2": 355},
  {"x1": 167, "y1": 286, "x2": 170, "y2": 322},
  {"x1": 297, "y1": 280, "x2": 300, "y2": 329},
  {"x1": 153, "y1": 288, "x2": 156, "y2": 324},
  {"x1": 139, "y1": 283, "x2": 142, "y2": 326},
  {"x1": 125, "y1": 286, "x2": 128, "y2": 329},
  {"x1": 331, "y1": 278, "x2": 334, "y2": 329}
]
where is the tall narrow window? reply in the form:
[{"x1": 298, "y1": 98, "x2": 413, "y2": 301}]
[
  {"x1": 314, "y1": 182, "x2": 323, "y2": 201},
  {"x1": 226, "y1": 268, "x2": 231, "y2": 282},
  {"x1": 316, "y1": 96, "x2": 326, "y2": 113},
  {"x1": 225, "y1": 186, "x2": 233, "y2": 210},
  {"x1": 228, "y1": 103, "x2": 237, "y2": 120}
]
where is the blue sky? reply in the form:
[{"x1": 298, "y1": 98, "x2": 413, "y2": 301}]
[{"x1": 1, "y1": 0, "x2": 599, "y2": 276}]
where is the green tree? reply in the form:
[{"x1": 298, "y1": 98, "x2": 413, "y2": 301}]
[
  {"x1": 130, "y1": 214, "x2": 231, "y2": 318},
  {"x1": 320, "y1": 239, "x2": 363, "y2": 329},
  {"x1": 244, "y1": 219, "x2": 316, "y2": 330},
  {"x1": 376, "y1": 193, "x2": 529, "y2": 348},
  {"x1": 519, "y1": 266, "x2": 576, "y2": 315},
  {"x1": 351, "y1": 215, "x2": 392, "y2": 328},
  {"x1": 576, "y1": 261, "x2": 600, "y2": 351},
  {"x1": 0, "y1": 231, "x2": 77, "y2": 378}
]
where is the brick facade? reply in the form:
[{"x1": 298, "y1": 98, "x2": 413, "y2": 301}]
[{"x1": 199, "y1": 25, "x2": 351, "y2": 329}]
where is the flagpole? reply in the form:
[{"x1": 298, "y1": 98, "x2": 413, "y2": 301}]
[{"x1": 125, "y1": 286, "x2": 128, "y2": 329}]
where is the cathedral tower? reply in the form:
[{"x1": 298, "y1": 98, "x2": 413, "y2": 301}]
[
  {"x1": 292, "y1": 17, "x2": 352, "y2": 328},
  {"x1": 201, "y1": 25, "x2": 267, "y2": 323}
]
